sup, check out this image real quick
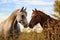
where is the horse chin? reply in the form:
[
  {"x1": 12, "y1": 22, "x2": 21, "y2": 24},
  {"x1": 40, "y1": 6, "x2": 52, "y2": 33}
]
[
  {"x1": 24, "y1": 24, "x2": 28, "y2": 28},
  {"x1": 29, "y1": 24, "x2": 34, "y2": 28},
  {"x1": 29, "y1": 27, "x2": 33, "y2": 28},
  {"x1": 24, "y1": 26, "x2": 27, "y2": 28}
]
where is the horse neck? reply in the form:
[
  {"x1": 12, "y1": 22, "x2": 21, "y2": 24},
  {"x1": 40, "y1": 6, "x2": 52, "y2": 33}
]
[
  {"x1": 40, "y1": 13, "x2": 54, "y2": 26},
  {"x1": 6, "y1": 12, "x2": 17, "y2": 24},
  {"x1": 0, "y1": 12, "x2": 17, "y2": 26},
  {"x1": 9, "y1": 19, "x2": 18, "y2": 31},
  {"x1": 8, "y1": 12, "x2": 17, "y2": 21},
  {"x1": 8, "y1": 19, "x2": 20, "y2": 34},
  {"x1": 6, "y1": 12, "x2": 17, "y2": 27},
  {"x1": 40, "y1": 14, "x2": 58, "y2": 27},
  {"x1": 39, "y1": 14, "x2": 50, "y2": 26}
]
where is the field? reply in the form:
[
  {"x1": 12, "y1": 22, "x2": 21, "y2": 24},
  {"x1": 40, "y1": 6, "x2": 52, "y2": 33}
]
[{"x1": 0, "y1": 26, "x2": 60, "y2": 40}]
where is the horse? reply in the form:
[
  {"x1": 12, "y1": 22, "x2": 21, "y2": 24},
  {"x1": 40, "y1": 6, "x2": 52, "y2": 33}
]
[
  {"x1": 0, "y1": 7, "x2": 28, "y2": 39},
  {"x1": 29, "y1": 8, "x2": 60, "y2": 28},
  {"x1": 29, "y1": 8, "x2": 60, "y2": 40}
]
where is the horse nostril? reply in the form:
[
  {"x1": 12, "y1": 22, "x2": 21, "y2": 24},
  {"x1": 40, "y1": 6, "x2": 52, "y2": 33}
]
[
  {"x1": 29, "y1": 24, "x2": 33, "y2": 28},
  {"x1": 29, "y1": 24, "x2": 31, "y2": 27},
  {"x1": 26, "y1": 24, "x2": 28, "y2": 27},
  {"x1": 24, "y1": 24, "x2": 28, "y2": 28}
]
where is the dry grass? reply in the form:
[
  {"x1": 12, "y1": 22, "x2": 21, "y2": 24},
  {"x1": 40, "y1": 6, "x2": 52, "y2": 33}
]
[
  {"x1": 0, "y1": 27, "x2": 60, "y2": 40},
  {"x1": 0, "y1": 22, "x2": 60, "y2": 40}
]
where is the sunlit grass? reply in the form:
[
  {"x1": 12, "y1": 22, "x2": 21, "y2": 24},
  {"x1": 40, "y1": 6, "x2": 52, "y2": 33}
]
[{"x1": 0, "y1": 23, "x2": 60, "y2": 40}]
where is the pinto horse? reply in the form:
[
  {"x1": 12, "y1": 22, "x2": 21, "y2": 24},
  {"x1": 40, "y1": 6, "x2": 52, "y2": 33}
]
[
  {"x1": 29, "y1": 8, "x2": 60, "y2": 29},
  {"x1": 0, "y1": 7, "x2": 28, "y2": 39}
]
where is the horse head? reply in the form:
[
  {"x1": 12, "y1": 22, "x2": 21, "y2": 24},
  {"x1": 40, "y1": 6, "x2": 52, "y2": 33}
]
[
  {"x1": 16, "y1": 7, "x2": 28, "y2": 28},
  {"x1": 29, "y1": 8, "x2": 49, "y2": 28},
  {"x1": 29, "y1": 8, "x2": 41, "y2": 28}
]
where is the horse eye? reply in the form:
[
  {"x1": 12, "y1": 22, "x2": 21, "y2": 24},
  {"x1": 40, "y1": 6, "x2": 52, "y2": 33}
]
[
  {"x1": 34, "y1": 16, "x2": 36, "y2": 18},
  {"x1": 21, "y1": 15, "x2": 24, "y2": 18}
]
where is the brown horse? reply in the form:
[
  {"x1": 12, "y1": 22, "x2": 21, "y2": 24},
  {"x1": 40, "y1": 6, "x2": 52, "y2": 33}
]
[
  {"x1": 29, "y1": 8, "x2": 60, "y2": 40},
  {"x1": 29, "y1": 8, "x2": 60, "y2": 29}
]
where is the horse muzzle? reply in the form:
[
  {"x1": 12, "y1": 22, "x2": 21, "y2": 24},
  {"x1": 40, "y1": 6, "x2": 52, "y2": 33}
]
[
  {"x1": 24, "y1": 24, "x2": 28, "y2": 28},
  {"x1": 29, "y1": 24, "x2": 33, "y2": 28}
]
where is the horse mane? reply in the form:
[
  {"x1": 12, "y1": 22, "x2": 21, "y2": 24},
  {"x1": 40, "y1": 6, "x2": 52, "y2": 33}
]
[
  {"x1": 37, "y1": 10, "x2": 50, "y2": 18},
  {"x1": 0, "y1": 9, "x2": 20, "y2": 24},
  {"x1": 34, "y1": 10, "x2": 59, "y2": 26},
  {"x1": 37, "y1": 10, "x2": 57, "y2": 21},
  {"x1": 8, "y1": 9, "x2": 20, "y2": 21}
]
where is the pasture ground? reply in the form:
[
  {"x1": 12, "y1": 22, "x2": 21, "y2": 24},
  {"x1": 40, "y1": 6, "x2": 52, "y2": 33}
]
[{"x1": 0, "y1": 27, "x2": 60, "y2": 40}]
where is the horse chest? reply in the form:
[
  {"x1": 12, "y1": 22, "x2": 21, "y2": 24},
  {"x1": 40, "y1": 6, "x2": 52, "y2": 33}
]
[{"x1": 0, "y1": 21, "x2": 12, "y2": 35}]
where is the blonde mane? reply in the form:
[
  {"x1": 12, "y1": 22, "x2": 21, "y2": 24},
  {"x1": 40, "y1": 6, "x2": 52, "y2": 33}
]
[
  {"x1": 7, "y1": 9, "x2": 20, "y2": 21},
  {"x1": 0, "y1": 9, "x2": 20, "y2": 35},
  {"x1": 0, "y1": 9, "x2": 20, "y2": 23}
]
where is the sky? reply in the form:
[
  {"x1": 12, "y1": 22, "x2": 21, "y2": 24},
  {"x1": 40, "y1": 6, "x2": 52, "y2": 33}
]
[{"x1": 0, "y1": 0, "x2": 54, "y2": 23}]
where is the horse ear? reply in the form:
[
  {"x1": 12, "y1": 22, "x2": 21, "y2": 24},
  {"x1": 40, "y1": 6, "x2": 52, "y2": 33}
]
[
  {"x1": 32, "y1": 9, "x2": 34, "y2": 11},
  {"x1": 21, "y1": 7, "x2": 24, "y2": 11},
  {"x1": 24, "y1": 8, "x2": 26, "y2": 11},
  {"x1": 35, "y1": 8, "x2": 37, "y2": 11}
]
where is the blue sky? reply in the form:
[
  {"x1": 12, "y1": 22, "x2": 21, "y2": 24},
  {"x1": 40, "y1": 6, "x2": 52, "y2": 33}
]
[{"x1": 0, "y1": 0, "x2": 54, "y2": 22}]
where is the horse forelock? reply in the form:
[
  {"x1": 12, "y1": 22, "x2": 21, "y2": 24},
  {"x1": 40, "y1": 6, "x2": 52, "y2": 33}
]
[
  {"x1": 20, "y1": 9, "x2": 27, "y2": 16},
  {"x1": 32, "y1": 13, "x2": 36, "y2": 17},
  {"x1": 32, "y1": 10, "x2": 38, "y2": 17}
]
